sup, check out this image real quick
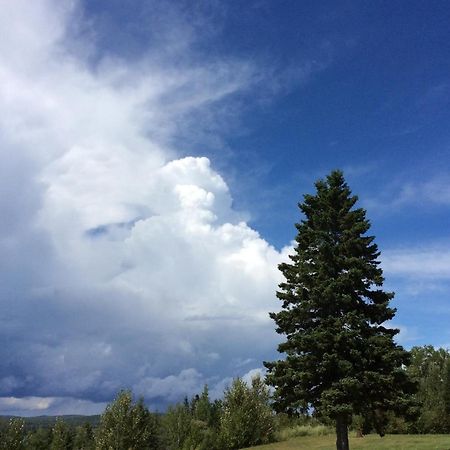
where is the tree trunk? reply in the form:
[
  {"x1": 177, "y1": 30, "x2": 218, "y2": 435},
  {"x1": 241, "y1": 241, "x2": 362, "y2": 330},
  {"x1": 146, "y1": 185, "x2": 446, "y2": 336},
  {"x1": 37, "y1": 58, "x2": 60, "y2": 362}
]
[{"x1": 335, "y1": 414, "x2": 349, "y2": 450}]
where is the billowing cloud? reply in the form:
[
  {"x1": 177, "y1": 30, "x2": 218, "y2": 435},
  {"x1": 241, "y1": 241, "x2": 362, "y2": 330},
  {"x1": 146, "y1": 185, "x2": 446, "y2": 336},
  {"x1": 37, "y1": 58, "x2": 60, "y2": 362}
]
[{"x1": 0, "y1": 0, "x2": 290, "y2": 414}]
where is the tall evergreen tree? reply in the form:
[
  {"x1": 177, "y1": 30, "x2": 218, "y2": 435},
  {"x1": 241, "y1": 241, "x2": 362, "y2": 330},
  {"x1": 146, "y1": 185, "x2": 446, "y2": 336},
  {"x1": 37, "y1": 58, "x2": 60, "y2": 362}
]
[{"x1": 265, "y1": 170, "x2": 415, "y2": 450}]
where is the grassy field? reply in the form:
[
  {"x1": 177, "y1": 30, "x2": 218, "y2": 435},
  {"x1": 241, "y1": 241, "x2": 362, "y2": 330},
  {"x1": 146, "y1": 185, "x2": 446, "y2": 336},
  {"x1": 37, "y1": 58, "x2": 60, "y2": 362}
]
[{"x1": 245, "y1": 434, "x2": 450, "y2": 450}]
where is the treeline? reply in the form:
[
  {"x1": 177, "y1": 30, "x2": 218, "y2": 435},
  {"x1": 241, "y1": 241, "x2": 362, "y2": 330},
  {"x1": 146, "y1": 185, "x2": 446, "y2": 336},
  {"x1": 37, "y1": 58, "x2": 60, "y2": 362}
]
[
  {"x1": 351, "y1": 345, "x2": 450, "y2": 436},
  {"x1": 1, "y1": 345, "x2": 449, "y2": 450},
  {"x1": 0, "y1": 376, "x2": 274, "y2": 450},
  {"x1": 407, "y1": 345, "x2": 450, "y2": 433}
]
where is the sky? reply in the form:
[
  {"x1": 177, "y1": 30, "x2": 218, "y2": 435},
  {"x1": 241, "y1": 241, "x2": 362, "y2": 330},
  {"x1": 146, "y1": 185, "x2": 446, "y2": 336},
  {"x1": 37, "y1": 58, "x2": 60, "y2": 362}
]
[{"x1": 0, "y1": 0, "x2": 449, "y2": 416}]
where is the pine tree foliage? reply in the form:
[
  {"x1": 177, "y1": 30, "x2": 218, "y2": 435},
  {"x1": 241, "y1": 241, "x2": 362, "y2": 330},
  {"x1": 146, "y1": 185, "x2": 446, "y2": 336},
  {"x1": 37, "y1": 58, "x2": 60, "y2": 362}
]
[{"x1": 264, "y1": 171, "x2": 415, "y2": 448}]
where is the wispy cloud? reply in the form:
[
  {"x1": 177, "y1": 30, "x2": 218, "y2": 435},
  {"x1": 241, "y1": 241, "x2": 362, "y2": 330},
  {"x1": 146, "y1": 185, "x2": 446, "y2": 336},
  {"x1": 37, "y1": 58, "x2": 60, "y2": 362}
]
[
  {"x1": 364, "y1": 173, "x2": 450, "y2": 214},
  {"x1": 394, "y1": 176, "x2": 450, "y2": 206},
  {"x1": 381, "y1": 244, "x2": 450, "y2": 302},
  {"x1": 386, "y1": 323, "x2": 421, "y2": 347},
  {"x1": 383, "y1": 247, "x2": 450, "y2": 279}
]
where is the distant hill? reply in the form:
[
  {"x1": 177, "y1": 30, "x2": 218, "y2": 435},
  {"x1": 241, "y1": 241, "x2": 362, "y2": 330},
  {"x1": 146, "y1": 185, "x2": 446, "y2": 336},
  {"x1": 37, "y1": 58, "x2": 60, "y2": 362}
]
[{"x1": 0, "y1": 414, "x2": 100, "y2": 430}]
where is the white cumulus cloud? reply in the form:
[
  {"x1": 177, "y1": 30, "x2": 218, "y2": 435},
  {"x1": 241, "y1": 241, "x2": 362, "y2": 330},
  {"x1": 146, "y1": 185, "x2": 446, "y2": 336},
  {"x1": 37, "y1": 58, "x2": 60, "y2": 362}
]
[{"x1": 0, "y1": 0, "x2": 290, "y2": 414}]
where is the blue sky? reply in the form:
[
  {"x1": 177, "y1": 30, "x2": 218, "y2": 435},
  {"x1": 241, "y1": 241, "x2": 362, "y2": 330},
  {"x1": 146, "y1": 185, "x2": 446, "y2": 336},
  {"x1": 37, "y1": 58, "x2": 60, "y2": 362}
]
[
  {"x1": 0, "y1": 0, "x2": 449, "y2": 415},
  {"x1": 85, "y1": 0, "x2": 450, "y2": 245}
]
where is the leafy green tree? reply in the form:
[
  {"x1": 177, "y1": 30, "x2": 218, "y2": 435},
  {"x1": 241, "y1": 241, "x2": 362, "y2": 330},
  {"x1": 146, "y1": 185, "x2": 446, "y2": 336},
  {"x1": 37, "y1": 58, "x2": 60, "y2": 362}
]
[
  {"x1": 0, "y1": 418, "x2": 25, "y2": 450},
  {"x1": 407, "y1": 345, "x2": 450, "y2": 433},
  {"x1": 50, "y1": 418, "x2": 72, "y2": 450},
  {"x1": 265, "y1": 170, "x2": 415, "y2": 450},
  {"x1": 163, "y1": 402, "x2": 193, "y2": 450},
  {"x1": 95, "y1": 390, "x2": 160, "y2": 450},
  {"x1": 220, "y1": 376, "x2": 274, "y2": 449},
  {"x1": 444, "y1": 359, "x2": 450, "y2": 432},
  {"x1": 163, "y1": 387, "x2": 223, "y2": 450},
  {"x1": 73, "y1": 422, "x2": 95, "y2": 449},
  {"x1": 192, "y1": 385, "x2": 211, "y2": 424},
  {"x1": 25, "y1": 427, "x2": 53, "y2": 450}
]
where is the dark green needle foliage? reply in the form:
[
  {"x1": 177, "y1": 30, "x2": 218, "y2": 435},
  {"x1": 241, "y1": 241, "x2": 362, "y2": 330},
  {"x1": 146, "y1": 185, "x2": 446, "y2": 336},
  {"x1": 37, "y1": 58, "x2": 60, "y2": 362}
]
[{"x1": 265, "y1": 170, "x2": 415, "y2": 450}]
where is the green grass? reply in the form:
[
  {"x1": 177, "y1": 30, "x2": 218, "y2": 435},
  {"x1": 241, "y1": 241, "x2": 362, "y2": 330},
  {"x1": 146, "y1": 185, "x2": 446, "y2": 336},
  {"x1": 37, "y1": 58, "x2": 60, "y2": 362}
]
[
  {"x1": 245, "y1": 434, "x2": 450, "y2": 450},
  {"x1": 276, "y1": 424, "x2": 334, "y2": 440}
]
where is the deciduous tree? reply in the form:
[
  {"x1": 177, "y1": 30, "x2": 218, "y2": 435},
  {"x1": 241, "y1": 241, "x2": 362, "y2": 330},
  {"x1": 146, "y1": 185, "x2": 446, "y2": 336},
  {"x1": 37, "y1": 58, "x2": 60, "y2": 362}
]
[
  {"x1": 220, "y1": 376, "x2": 274, "y2": 448},
  {"x1": 95, "y1": 390, "x2": 160, "y2": 450},
  {"x1": 0, "y1": 418, "x2": 25, "y2": 450},
  {"x1": 73, "y1": 422, "x2": 95, "y2": 449},
  {"x1": 408, "y1": 345, "x2": 450, "y2": 433}
]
